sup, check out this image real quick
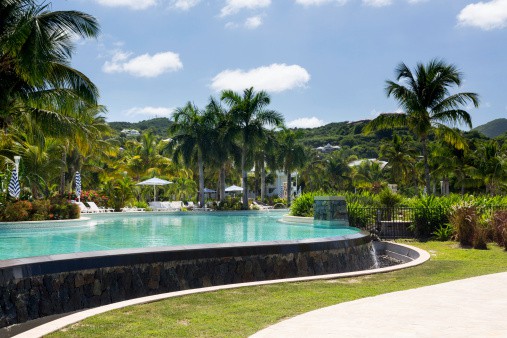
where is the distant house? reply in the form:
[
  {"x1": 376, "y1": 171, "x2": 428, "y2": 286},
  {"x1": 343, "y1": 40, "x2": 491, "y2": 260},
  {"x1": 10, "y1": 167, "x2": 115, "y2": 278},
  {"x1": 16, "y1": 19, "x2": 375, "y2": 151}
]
[
  {"x1": 121, "y1": 129, "x2": 141, "y2": 137},
  {"x1": 315, "y1": 143, "x2": 341, "y2": 153}
]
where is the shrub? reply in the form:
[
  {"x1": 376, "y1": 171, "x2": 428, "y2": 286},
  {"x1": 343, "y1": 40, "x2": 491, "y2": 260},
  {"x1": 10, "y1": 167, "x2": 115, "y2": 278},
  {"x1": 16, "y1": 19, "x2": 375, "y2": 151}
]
[
  {"x1": 473, "y1": 216, "x2": 489, "y2": 250},
  {"x1": 31, "y1": 199, "x2": 50, "y2": 219},
  {"x1": 379, "y1": 189, "x2": 402, "y2": 208},
  {"x1": 347, "y1": 201, "x2": 374, "y2": 229},
  {"x1": 3, "y1": 200, "x2": 32, "y2": 221},
  {"x1": 492, "y1": 210, "x2": 507, "y2": 250},
  {"x1": 432, "y1": 223, "x2": 454, "y2": 241},
  {"x1": 290, "y1": 191, "x2": 325, "y2": 217},
  {"x1": 449, "y1": 202, "x2": 477, "y2": 247},
  {"x1": 408, "y1": 195, "x2": 450, "y2": 239}
]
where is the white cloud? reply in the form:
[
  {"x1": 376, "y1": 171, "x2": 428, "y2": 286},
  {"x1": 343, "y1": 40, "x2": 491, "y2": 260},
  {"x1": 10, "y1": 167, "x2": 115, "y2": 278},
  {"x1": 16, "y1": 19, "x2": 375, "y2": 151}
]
[
  {"x1": 295, "y1": 0, "x2": 347, "y2": 6},
  {"x1": 124, "y1": 106, "x2": 175, "y2": 117},
  {"x1": 94, "y1": 0, "x2": 157, "y2": 10},
  {"x1": 172, "y1": 0, "x2": 200, "y2": 10},
  {"x1": 211, "y1": 63, "x2": 310, "y2": 92},
  {"x1": 103, "y1": 50, "x2": 183, "y2": 78},
  {"x1": 245, "y1": 16, "x2": 263, "y2": 29},
  {"x1": 363, "y1": 0, "x2": 393, "y2": 7},
  {"x1": 287, "y1": 117, "x2": 325, "y2": 128},
  {"x1": 220, "y1": 0, "x2": 271, "y2": 17},
  {"x1": 457, "y1": 0, "x2": 507, "y2": 30}
]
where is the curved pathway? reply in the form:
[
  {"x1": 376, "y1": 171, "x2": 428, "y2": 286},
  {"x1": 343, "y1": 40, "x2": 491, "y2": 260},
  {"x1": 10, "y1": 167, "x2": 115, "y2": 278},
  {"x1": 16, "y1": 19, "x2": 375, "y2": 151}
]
[{"x1": 251, "y1": 272, "x2": 507, "y2": 338}]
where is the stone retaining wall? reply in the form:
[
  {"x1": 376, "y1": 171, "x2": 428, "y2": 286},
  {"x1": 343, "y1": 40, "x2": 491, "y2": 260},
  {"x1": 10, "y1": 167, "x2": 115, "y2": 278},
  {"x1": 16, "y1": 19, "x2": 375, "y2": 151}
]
[{"x1": 0, "y1": 234, "x2": 374, "y2": 328}]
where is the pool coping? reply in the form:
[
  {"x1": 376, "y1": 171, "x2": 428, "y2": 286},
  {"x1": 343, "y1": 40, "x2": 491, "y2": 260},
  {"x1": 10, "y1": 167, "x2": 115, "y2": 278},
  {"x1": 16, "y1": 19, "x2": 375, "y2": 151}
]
[{"x1": 11, "y1": 241, "x2": 429, "y2": 338}]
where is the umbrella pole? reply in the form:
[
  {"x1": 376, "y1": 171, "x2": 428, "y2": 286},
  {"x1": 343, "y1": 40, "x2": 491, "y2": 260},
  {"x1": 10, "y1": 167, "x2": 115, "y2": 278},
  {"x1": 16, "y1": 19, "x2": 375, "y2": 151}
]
[{"x1": 154, "y1": 185, "x2": 156, "y2": 201}]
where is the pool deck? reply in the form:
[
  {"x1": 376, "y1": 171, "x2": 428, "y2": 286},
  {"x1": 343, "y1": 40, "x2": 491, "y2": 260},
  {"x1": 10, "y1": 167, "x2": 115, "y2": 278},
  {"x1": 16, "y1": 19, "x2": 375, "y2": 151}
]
[{"x1": 251, "y1": 272, "x2": 507, "y2": 338}]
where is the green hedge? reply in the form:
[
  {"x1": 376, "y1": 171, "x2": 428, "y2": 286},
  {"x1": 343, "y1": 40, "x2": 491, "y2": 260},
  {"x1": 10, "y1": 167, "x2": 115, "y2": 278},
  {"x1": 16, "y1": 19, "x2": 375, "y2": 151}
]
[{"x1": 0, "y1": 199, "x2": 80, "y2": 222}]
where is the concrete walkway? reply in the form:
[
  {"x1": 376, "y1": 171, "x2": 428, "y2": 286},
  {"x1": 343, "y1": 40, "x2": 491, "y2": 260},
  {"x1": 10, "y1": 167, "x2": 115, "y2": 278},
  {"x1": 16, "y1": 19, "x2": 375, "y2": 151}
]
[{"x1": 251, "y1": 272, "x2": 507, "y2": 338}]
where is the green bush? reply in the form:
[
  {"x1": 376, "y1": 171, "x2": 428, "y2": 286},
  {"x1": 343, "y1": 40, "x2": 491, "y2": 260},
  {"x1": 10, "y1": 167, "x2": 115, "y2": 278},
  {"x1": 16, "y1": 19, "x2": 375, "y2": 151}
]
[
  {"x1": 2, "y1": 200, "x2": 32, "y2": 221},
  {"x1": 408, "y1": 195, "x2": 450, "y2": 239},
  {"x1": 31, "y1": 199, "x2": 50, "y2": 219},
  {"x1": 290, "y1": 191, "x2": 326, "y2": 217},
  {"x1": 347, "y1": 201, "x2": 374, "y2": 229},
  {"x1": 432, "y1": 223, "x2": 454, "y2": 241}
]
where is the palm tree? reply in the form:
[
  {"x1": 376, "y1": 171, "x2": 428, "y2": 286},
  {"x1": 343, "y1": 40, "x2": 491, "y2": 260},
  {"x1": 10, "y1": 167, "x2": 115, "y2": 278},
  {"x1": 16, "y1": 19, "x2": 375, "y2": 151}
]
[
  {"x1": 379, "y1": 133, "x2": 417, "y2": 188},
  {"x1": 276, "y1": 129, "x2": 307, "y2": 206},
  {"x1": 221, "y1": 87, "x2": 284, "y2": 209},
  {"x1": 365, "y1": 59, "x2": 479, "y2": 194},
  {"x1": 167, "y1": 102, "x2": 216, "y2": 208},
  {"x1": 205, "y1": 96, "x2": 239, "y2": 203},
  {"x1": 0, "y1": 0, "x2": 100, "y2": 133}
]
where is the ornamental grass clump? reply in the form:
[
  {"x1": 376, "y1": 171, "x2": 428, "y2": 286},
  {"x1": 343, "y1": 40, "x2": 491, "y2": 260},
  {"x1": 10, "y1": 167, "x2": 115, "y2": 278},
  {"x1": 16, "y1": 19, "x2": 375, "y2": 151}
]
[
  {"x1": 448, "y1": 202, "x2": 477, "y2": 247},
  {"x1": 492, "y1": 210, "x2": 507, "y2": 250}
]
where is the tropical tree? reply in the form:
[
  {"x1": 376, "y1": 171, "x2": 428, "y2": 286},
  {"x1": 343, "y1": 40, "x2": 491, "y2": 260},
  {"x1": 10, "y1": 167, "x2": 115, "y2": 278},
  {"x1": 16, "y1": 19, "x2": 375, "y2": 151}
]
[
  {"x1": 221, "y1": 87, "x2": 284, "y2": 209},
  {"x1": 0, "y1": 0, "x2": 100, "y2": 133},
  {"x1": 167, "y1": 102, "x2": 216, "y2": 208},
  {"x1": 365, "y1": 59, "x2": 479, "y2": 193},
  {"x1": 276, "y1": 129, "x2": 307, "y2": 206},
  {"x1": 379, "y1": 133, "x2": 417, "y2": 187}
]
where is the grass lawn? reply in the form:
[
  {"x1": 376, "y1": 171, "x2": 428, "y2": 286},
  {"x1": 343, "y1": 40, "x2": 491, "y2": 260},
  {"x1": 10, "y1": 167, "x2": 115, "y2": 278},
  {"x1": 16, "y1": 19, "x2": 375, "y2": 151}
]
[{"x1": 49, "y1": 241, "x2": 507, "y2": 338}]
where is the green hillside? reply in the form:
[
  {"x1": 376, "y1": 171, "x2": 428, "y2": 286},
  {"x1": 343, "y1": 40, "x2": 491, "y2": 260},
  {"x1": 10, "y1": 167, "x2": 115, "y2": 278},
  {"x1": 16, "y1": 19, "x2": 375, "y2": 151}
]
[
  {"x1": 472, "y1": 118, "x2": 507, "y2": 138},
  {"x1": 109, "y1": 117, "x2": 172, "y2": 136}
]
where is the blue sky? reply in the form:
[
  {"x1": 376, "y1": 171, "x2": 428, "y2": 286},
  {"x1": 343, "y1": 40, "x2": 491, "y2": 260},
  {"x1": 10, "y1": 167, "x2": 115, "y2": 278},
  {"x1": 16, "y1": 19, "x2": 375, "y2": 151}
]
[{"x1": 54, "y1": 0, "x2": 507, "y2": 128}]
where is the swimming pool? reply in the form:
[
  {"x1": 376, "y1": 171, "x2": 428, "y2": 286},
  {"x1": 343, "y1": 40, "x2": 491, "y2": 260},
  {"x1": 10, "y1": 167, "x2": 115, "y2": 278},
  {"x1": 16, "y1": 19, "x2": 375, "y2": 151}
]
[{"x1": 0, "y1": 211, "x2": 359, "y2": 260}]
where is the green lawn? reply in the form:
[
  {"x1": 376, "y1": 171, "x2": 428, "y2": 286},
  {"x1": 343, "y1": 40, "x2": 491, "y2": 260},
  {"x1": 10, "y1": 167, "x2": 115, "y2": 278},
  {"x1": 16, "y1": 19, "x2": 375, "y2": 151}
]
[{"x1": 49, "y1": 241, "x2": 507, "y2": 338}]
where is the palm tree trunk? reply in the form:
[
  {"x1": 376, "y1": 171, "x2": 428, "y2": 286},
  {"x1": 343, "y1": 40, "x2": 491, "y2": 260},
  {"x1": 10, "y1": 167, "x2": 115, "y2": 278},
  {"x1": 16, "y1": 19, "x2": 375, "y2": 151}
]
[
  {"x1": 260, "y1": 161, "x2": 266, "y2": 202},
  {"x1": 198, "y1": 151, "x2": 205, "y2": 208},
  {"x1": 241, "y1": 148, "x2": 248, "y2": 209},
  {"x1": 59, "y1": 151, "x2": 66, "y2": 196},
  {"x1": 287, "y1": 171, "x2": 292, "y2": 206},
  {"x1": 422, "y1": 138, "x2": 431, "y2": 194},
  {"x1": 219, "y1": 163, "x2": 226, "y2": 202}
]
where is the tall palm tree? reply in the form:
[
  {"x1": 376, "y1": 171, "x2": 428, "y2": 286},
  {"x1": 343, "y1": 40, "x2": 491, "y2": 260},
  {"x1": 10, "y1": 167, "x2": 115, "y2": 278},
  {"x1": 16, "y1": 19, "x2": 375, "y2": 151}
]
[
  {"x1": 365, "y1": 59, "x2": 479, "y2": 193},
  {"x1": 205, "y1": 96, "x2": 239, "y2": 203},
  {"x1": 221, "y1": 87, "x2": 284, "y2": 209},
  {"x1": 276, "y1": 129, "x2": 307, "y2": 206},
  {"x1": 0, "y1": 0, "x2": 100, "y2": 133},
  {"x1": 167, "y1": 102, "x2": 216, "y2": 208}
]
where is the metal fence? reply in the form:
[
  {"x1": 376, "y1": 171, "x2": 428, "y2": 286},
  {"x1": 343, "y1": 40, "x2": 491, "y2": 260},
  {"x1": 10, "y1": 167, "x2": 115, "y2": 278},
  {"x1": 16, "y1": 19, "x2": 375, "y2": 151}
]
[{"x1": 347, "y1": 206, "x2": 447, "y2": 240}]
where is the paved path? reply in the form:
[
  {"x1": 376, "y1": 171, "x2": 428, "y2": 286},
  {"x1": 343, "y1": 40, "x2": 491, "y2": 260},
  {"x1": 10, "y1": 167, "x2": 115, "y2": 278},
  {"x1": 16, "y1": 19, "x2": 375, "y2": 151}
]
[{"x1": 251, "y1": 272, "x2": 507, "y2": 338}]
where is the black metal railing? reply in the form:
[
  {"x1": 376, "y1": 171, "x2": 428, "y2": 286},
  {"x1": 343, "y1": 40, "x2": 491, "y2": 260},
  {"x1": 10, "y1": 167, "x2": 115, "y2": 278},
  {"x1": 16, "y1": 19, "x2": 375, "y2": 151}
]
[
  {"x1": 347, "y1": 206, "x2": 448, "y2": 240},
  {"x1": 348, "y1": 205, "x2": 507, "y2": 240}
]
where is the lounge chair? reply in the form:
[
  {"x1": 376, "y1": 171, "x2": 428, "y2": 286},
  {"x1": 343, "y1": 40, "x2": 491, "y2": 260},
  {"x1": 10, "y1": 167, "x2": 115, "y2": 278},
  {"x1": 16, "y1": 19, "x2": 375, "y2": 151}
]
[
  {"x1": 87, "y1": 201, "x2": 114, "y2": 213},
  {"x1": 185, "y1": 201, "x2": 195, "y2": 210},
  {"x1": 121, "y1": 206, "x2": 145, "y2": 212},
  {"x1": 149, "y1": 201, "x2": 182, "y2": 212},
  {"x1": 75, "y1": 201, "x2": 92, "y2": 214},
  {"x1": 252, "y1": 201, "x2": 274, "y2": 210}
]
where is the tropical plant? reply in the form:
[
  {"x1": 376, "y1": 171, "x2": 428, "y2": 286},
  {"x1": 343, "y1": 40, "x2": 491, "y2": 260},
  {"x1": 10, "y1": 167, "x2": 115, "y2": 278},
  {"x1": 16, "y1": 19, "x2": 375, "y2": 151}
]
[
  {"x1": 276, "y1": 129, "x2": 307, "y2": 206},
  {"x1": 167, "y1": 102, "x2": 216, "y2": 208},
  {"x1": 0, "y1": 0, "x2": 100, "y2": 133},
  {"x1": 221, "y1": 87, "x2": 284, "y2": 209},
  {"x1": 365, "y1": 59, "x2": 479, "y2": 193}
]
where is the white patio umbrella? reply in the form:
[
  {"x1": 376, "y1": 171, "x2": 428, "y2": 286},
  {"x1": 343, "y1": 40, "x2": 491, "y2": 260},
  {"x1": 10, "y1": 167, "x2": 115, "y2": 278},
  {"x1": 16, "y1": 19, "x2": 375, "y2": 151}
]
[
  {"x1": 225, "y1": 185, "x2": 243, "y2": 196},
  {"x1": 137, "y1": 177, "x2": 172, "y2": 201}
]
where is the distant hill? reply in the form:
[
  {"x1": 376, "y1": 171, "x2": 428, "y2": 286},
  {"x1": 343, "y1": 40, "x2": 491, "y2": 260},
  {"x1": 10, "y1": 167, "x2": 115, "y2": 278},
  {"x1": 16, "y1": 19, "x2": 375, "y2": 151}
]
[
  {"x1": 472, "y1": 118, "x2": 507, "y2": 138},
  {"x1": 109, "y1": 117, "x2": 172, "y2": 137}
]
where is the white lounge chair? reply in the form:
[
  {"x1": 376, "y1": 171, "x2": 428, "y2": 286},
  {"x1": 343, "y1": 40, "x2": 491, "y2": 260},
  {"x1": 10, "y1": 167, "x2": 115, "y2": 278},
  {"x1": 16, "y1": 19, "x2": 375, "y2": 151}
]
[
  {"x1": 75, "y1": 201, "x2": 92, "y2": 214},
  {"x1": 121, "y1": 206, "x2": 145, "y2": 212},
  {"x1": 149, "y1": 201, "x2": 182, "y2": 212},
  {"x1": 252, "y1": 201, "x2": 274, "y2": 210},
  {"x1": 87, "y1": 201, "x2": 114, "y2": 213}
]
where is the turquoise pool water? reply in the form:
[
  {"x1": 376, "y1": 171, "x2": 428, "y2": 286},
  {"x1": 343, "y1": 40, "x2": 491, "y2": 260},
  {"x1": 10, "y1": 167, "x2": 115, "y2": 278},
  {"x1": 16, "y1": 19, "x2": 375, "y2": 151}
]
[{"x1": 0, "y1": 211, "x2": 360, "y2": 260}]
